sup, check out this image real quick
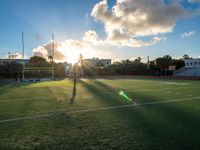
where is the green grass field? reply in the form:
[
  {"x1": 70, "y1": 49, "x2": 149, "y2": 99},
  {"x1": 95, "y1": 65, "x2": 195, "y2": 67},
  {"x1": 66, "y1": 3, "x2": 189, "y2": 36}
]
[{"x1": 0, "y1": 77, "x2": 200, "y2": 149}]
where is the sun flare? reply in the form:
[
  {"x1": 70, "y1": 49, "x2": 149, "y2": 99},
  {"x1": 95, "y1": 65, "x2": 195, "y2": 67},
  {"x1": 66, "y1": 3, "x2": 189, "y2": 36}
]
[{"x1": 60, "y1": 45, "x2": 95, "y2": 64}]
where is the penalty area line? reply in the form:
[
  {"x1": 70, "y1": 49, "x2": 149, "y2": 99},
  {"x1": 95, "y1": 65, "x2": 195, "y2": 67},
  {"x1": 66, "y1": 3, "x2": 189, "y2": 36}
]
[{"x1": 0, "y1": 96, "x2": 200, "y2": 123}]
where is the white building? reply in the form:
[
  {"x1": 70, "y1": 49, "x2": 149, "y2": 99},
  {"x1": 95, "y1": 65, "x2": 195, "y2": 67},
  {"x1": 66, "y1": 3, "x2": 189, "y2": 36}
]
[
  {"x1": 84, "y1": 58, "x2": 111, "y2": 67},
  {"x1": 0, "y1": 59, "x2": 29, "y2": 65},
  {"x1": 65, "y1": 63, "x2": 72, "y2": 76},
  {"x1": 174, "y1": 58, "x2": 200, "y2": 77}
]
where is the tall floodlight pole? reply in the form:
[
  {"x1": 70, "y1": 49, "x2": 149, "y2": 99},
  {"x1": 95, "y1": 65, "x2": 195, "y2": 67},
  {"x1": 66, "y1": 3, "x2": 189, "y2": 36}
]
[
  {"x1": 52, "y1": 34, "x2": 55, "y2": 80},
  {"x1": 22, "y1": 32, "x2": 25, "y2": 68},
  {"x1": 71, "y1": 54, "x2": 83, "y2": 104},
  {"x1": 147, "y1": 56, "x2": 150, "y2": 69},
  {"x1": 22, "y1": 32, "x2": 25, "y2": 81}
]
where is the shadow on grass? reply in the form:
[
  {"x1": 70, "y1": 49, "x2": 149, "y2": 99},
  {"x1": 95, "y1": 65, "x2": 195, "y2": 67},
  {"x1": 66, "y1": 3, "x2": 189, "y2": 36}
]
[
  {"x1": 79, "y1": 79, "x2": 129, "y2": 105},
  {"x1": 1, "y1": 79, "x2": 200, "y2": 149},
  {"x1": 78, "y1": 79, "x2": 200, "y2": 149}
]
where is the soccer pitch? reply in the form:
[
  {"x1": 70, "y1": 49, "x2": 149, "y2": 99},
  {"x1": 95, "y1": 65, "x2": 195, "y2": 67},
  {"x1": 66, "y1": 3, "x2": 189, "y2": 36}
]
[{"x1": 0, "y1": 77, "x2": 200, "y2": 149}]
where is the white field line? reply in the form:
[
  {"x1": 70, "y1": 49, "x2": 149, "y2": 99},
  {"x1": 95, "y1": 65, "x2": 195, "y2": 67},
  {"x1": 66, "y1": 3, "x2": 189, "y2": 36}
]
[
  {"x1": 1, "y1": 86, "x2": 199, "y2": 102},
  {"x1": 0, "y1": 97, "x2": 56, "y2": 102},
  {"x1": 0, "y1": 96, "x2": 200, "y2": 124}
]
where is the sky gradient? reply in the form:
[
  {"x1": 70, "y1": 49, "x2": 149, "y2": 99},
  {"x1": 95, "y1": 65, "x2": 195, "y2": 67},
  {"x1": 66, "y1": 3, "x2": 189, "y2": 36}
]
[{"x1": 0, "y1": 0, "x2": 200, "y2": 63}]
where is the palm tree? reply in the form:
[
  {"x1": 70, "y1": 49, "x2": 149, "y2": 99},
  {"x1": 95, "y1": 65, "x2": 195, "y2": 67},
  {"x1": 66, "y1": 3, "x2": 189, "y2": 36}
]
[
  {"x1": 162, "y1": 55, "x2": 172, "y2": 75},
  {"x1": 48, "y1": 55, "x2": 53, "y2": 62}
]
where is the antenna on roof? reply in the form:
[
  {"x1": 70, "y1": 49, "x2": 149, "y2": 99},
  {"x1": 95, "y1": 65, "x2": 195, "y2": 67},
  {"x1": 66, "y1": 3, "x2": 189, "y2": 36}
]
[{"x1": 147, "y1": 56, "x2": 150, "y2": 69}]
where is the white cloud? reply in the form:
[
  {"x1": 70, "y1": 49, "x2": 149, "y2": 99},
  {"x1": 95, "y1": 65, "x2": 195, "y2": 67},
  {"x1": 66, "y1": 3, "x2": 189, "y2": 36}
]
[
  {"x1": 83, "y1": 30, "x2": 100, "y2": 44},
  {"x1": 96, "y1": 50, "x2": 111, "y2": 56},
  {"x1": 32, "y1": 39, "x2": 95, "y2": 63},
  {"x1": 31, "y1": 0, "x2": 199, "y2": 61},
  {"x1": 91, "y1": 0, "x2": 187, "y2": 46},
  {"x1": 106, "y1": 36, "x2": 166, "y2": 48},
  {"x1": 5, "y1": 52, "x2": 23, "y2": 59},
  {"x1": 88, "y1": 0, "x2": 198, "y2": 48},
  {"x1": 188, "y1": 0, "x2": 200, "y2": 3},
  {"x1": 181, "y1": 30, "x2": 196, "y2": 38},
  {"x1": 32, "y1": 41, "x2": 66, "y2": 61}
]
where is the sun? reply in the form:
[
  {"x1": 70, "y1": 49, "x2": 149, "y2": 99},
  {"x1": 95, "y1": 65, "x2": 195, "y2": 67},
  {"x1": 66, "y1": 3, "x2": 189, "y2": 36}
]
[{"x1": 61, "y1": 45, "x2": 95, "y2": 64}]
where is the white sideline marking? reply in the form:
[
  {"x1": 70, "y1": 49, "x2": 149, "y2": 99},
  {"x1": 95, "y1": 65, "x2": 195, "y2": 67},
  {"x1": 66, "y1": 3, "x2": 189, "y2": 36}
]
[
  {"x1": 0, "y1": 97, "x2": 55, "y2": 102},
  {"x1": 0, "y1": 96, "x2": 200, "y2": 123},
  {"x1": 163, "y1": 82, "x2": 190, "y2": 85}
]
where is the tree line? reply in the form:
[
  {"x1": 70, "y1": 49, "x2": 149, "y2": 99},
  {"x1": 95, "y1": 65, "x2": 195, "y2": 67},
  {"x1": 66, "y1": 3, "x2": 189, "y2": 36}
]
[
  {"x1": 81, "y1": 54, "x2": 189, "y2": 76},
  {"x1": 0, "y1": 54, "x2": 190, "y2": 79},
  {"x1": 0, "y1": 56, "x2": 66, "y2": 79}
]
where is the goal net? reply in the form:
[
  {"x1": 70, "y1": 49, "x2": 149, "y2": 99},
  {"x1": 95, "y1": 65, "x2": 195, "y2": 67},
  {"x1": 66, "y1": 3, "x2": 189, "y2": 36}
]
[{"x1": 22, "y1": 67, "x2": 54, "y2": 82}]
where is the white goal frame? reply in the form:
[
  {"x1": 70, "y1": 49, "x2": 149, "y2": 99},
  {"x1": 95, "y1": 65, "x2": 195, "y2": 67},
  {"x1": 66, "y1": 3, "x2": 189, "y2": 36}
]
[{"x1": 22, "y1": 67, "x2": 54, "y2": 81}]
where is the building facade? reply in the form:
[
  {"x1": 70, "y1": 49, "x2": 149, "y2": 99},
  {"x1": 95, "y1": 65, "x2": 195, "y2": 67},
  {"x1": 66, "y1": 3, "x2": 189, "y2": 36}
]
[
  {"x1": 0, "y1": 59, "x2": 29, "y2": 65},
  {"x1": 65, "y1": 63, "x2": 73, "y2": 77},
  {"x1": 174, "y1": 58, "x2": 200, "y2": 77},
  {"x1": 84, "y1": 58, "x2": 111, "y2": 67}
]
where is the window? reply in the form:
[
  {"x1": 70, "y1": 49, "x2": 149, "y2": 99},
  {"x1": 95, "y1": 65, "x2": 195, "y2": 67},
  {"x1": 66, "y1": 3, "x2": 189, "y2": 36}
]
[
  {"x1": 187, "y1": 62, "x2": 189, "y2": 66},
  {"x1": 191, "y1": 62, "x2": 193, "y2": 65}
]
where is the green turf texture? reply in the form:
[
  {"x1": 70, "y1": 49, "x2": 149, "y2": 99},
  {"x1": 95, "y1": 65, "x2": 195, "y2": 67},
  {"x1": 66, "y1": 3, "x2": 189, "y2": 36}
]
[{"x1": 0, "y1": 78, "x2": 200, "y2": 149}]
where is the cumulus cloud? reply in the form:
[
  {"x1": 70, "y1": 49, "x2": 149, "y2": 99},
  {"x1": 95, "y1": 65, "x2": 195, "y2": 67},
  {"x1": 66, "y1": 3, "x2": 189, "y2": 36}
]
[
  {"x1": 32, "y1": 41, "x2": 66, "y2": 61},
  {"x1": 5, "y1": 52, "x2": 23, "y2": 59},
  {"x1": 106, "y1": 36, "x2": 166, "y2": 47},
  {"x1": 90, "y1": 0, "x2": 191, "y2": 47},
  {"x1": 82, "y1": 29, "x2": 166, "y2": 47},
  {"x1": 32, "y1": 39, "x2": 93, "y2": 62},
  {"x1": 180, "y1": 30, "x2": 196, "y2": 38},
  {"x1": 188, "y1": 0, "x2": 200, "y2": 3},
  {"x1": 33, "y1": 40, "x2": 87, "y2": 61},
  {"x1": 83, "y1": 30, "x2": 100, "y2": 44},
  {"x1": 91, "y1": 0, "x2": 187, "y2": 36},
  {"x1": 31, "y1": 0, "x2": 199, "y2": 61},
  {"x1": 96, "y1": 50, "x2": 111, "y2": 56}
]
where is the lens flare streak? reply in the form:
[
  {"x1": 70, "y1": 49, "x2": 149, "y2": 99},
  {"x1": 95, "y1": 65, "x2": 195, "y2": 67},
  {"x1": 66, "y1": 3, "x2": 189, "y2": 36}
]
[{"x1": 118, "y1": 90, "x2": 132, "y2": 102}]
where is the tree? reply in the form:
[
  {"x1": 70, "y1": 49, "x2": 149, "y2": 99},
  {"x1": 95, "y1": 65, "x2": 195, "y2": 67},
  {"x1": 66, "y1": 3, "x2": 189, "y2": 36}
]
[
  {"x1": 172, "y1": 59, "x2": 185, "y2": 70},
  {"x1": 134, "y1": 57, "x2": 142, "y2": 63},
  {"x1": 29, "y1": 56, "x2": 47, "y2": 64},
  {"x1": 48, "y1": 55, "x2": 53, "y2": 62},
  {"x1": 0, "y1": 63, "x2": 22, "y2": 78},
  {"x1": 182, "y1": 54, "x2": 190, "y2": 60},
  {"x1": 54, "y1": 63, "x2": 65, "y2": 78},
  {"x1": 149, "y1": 60, "x2": 159, "y2": 76},
  {"x1": 28, "y1": 56, "x2": 50, "y2": 67},
  {"x1": 163, "y1": 55, "x2": 172, "y2": 66},
  {"x1": 155, "y1": 55, "x2": 172, "y2": 75}
]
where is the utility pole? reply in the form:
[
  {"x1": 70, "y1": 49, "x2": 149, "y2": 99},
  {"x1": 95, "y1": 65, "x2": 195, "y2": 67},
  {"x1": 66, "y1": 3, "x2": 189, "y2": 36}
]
[
  {"x1": 52, "y1": 34, "x2": 55, "y2": 80},
  {"x1": 22, "y1": 32, "x2": 25, "y2": 81},
  {"x1": 147, "y1": 56, "x2": 150, "y2": 69},
  {"x1": 22, "y1": 32, "x2": 25, "y2": 68},
  {"x1": 70, "y1": 54, "x2": 82, "y2": 104}
]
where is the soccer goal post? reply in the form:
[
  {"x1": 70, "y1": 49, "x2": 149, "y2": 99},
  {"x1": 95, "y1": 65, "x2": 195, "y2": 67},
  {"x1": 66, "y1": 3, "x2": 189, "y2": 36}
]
[{"x1": 22, "y1": 67, "x2": 54, "y2": 82}]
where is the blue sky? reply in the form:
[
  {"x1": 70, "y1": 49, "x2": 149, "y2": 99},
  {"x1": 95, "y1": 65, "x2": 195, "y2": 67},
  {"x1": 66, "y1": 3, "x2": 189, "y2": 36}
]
[{"x1": 0, "y1": 0, "x2": 200, "y2": 62}]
